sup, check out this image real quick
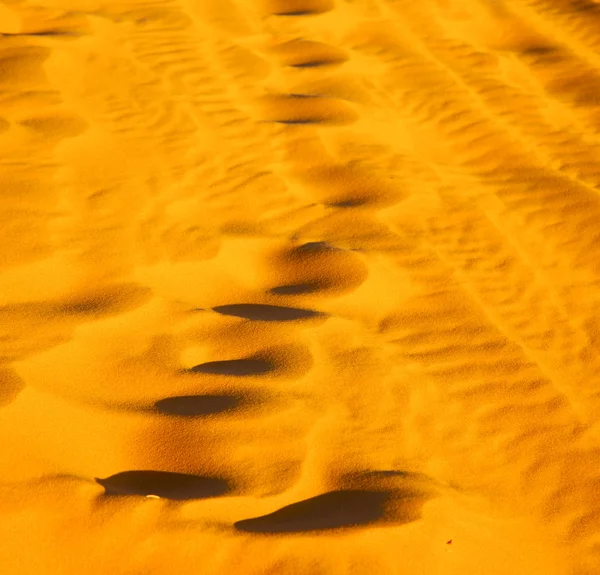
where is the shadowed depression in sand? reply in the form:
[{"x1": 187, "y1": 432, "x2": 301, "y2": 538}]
[{"x1": 1, "y1": 0, "x2": 600, "y2": 573}]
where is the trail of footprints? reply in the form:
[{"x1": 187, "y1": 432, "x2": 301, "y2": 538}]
[
  {"x1": 90, "y1": 0, "x2": 432, "y2": 534},
  {"x1": 95, "y1": 239, "x2": 430, "y2": 532},
  {"x1": 5, "y1": 0, "x2": 600, "y2": 567}
]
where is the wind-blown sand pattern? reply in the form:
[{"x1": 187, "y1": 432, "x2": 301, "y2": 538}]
[{"x1": 1, "y1": 0, "x2": 600, "y2": 572}]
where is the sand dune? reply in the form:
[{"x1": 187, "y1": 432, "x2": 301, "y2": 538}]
[{"x1": 1, "y1": 0, "x2": 599, "y2": 573}]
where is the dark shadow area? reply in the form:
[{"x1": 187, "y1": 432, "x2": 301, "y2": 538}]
[
  {"x1": 213, "y1": 303, "x2": 323, "y2": 321},
  {"x1": 274, "y1": 10, "x2": 318, "y2": 16},
  {"x1": 188, "y1": 358, "x2": 275, "y2": 376},
  {"x1": 287, "y1": 93, "x2": 320, "y2": 98},
  {"x1": 95, "y1": 471, "x2": 231, "y2": 500},
  {"x1": 328, "y1": 198, "x2": 370, "y2": 208},
  {"x1": 521, "y1": 45, "x2": 558, "y2": 56},
  {"x1": 1, "y1": 30, "x2": 77, "y2": 37},
  {"x1": 290, "y1": 59, "x2": 338, "y2": 68},
  {"x1": 234, "y1": 490, "x2": 388, "y2": 533},
  {"x1": 571, "y1": 0, "x2": 600, "y2": 12},
  {"x1": 338, "y1": 469, "x2": 438, "y2": 526},
  {"x1": 295, "y1": 241, "x2": 337, "y2": 252},
  {"x1": 269, "y1": 282, "x2": 321, "y2": 295},
  {"x1": 30, "y1": 30, "x2": 78, "y2": 37},
  {"x1": 0, "y1": 367, "x2": 25, "y2": 407},
  {"x1": 274, "y1": 118, "x2": 325, "y2": 125},
  {"x1": 357, "y1": 470, "x2": 417, "y2": 478},
  {"x1": 154, "y1": 394, "x2": 243, "y2": 416},
  {"x1": 267, "y1": 0, "x2": 333, "y2": 15}
]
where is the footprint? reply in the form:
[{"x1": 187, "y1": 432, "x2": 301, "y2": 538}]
[
  {"x1": 520, "y1": 45, "x2": 558, "y2": 57},
  {"x1": 234, "y1": 490, "x2": 388, "y2": 533},
  {"x1": 294, "y1": 164, "x2": 404, "y2": 209},
  {"x1": 573, "y1": 0, "x2": 600, "y2": 12},
  {"x1": 0, "y1": 366, "x2": 25, "y2": 407},
  {"x1": 19, "y1": 112, "x2": 88, "y2": 140},
  {"x1": 0, "y1": 46, "x2": 50, "y2": 87},
  {"x1": 154, "y1": 394, "x2": 244, "y2": 416},
  {"x1": 295, "y1": 241, "x2": 340, "y2": 252},
  {"x1": 263, "y1": 0, "x2": 334, "y2": 16},
  {"x1": 336, "y1": 469, "x2": 439, "y2": 525},
  {"x1": 213, "y1": 304, "x2": 324, "y2": 321},
  {"x1": 55, "y1": 283, "x2": 152, "y2": 317},
  {"x1": 266, "y1": 240, "x2": 368, "y2": 297},
  {"x1": 328, "y1": 198, "x2": 371, "y2": 208},
  {"x1": 290, "y1": 60, "x2": 336, "y2": 68},
  {"x1": 269, "y1": 281, "x2": 322, "y2": 295},
  {"x1": 272, "y1": 39, "x2": 347, "y2": 68},
  {"x1": 257, "y1": 94, "x2": 358, "y2": 126},
  {"x1": 95, "y1": 471, "x2": 231, "y2": 500},
  {"x1": 18, "y1": 30, "x2": 78, "y2": 37},
  {"x1": 180, "y1": 343, "x2": 313, "y2": 385},
  {"x1": 188, "y1": 358, "x2": 275, "y2": 376}
]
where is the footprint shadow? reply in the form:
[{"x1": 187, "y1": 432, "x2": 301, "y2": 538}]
[
  {"x1": 269, "y1": 282, "x2": 322, "y2": 295},
  {"x1": 188, "y1": 358, "x2": 275, "y2": 376},
  {"x1": 234, "y1": 490, "x2": 388, "y2": 533},
  {"x1": 258, "y1": 94, "x2": 358, "y2": 126},
  {"x1": 95, "y1": 471, "x2": 231, "y2": 500},
  {"x1": 291, "y1": 59, "x2": 339, "y2": 68},
  {"x1": 235, "y1": 470, "x2": 439, "y2": 534},
  {"x1": 0, "y1": 367, "x2": 25, "y2": 407},
  {"x1": 213, "y1": 303, "x2": 324, "y2": 321},
  {"x1": 267, "y1": 0, "x2": 334, "y2": 16},
  {"x1": 154, "y1": 394, "x2": 244, "y2": 416},
  {"x1": 275, "y1": 39, "x2": 348, "y2": 69}
]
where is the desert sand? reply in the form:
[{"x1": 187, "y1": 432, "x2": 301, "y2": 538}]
[{"x1": 1, "y1": 0, "x2": 600, "y2": 572}]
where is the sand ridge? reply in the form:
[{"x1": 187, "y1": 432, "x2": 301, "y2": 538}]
[{"x1": 0, "y1": 0, "x2": 599, "y2": 573}]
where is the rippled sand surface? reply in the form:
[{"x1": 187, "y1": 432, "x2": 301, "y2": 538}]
[{"x1": 2, "y1": 0, "x2": 600, "y2": 573}]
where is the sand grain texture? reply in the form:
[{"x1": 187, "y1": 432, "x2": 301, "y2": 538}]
[{"x1": 0, "y1": 0, "x2": 599, "y2": 573}]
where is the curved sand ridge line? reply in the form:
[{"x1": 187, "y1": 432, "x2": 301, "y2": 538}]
[{"x1": 0, "y1": 0, "x2": 599, "y2": 573}]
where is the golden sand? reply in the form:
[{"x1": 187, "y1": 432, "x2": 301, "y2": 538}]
[{"x1": 1, "y1": 0, "x2": 600, "y2": 572}]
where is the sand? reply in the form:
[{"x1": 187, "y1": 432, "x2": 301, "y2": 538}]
[{"x1": 1, "y1": 0, "x2": 599, "y2": 572}]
